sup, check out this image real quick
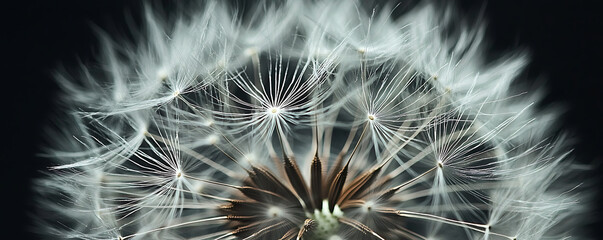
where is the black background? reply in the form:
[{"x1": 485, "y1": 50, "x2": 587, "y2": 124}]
[{"x1": 2, "y1": 1, "x2": 601, "y2": 239}]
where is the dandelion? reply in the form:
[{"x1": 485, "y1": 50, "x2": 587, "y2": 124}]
[{"x1": 37, "y1": 1, "x2": 587, "y2": 239}]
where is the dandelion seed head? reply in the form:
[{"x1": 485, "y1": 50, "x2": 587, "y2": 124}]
[{"x1": 35, "y1": 1, "x2": 589, "y2": 240}]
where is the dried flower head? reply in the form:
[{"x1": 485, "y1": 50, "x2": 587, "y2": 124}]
[{"x1": 37, "y1": 1, "x2": 587, "y2": 239}]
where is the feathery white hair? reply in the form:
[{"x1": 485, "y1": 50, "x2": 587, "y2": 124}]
[{"x1": 37, "y1": 1, "x2": 587, "y2": 239}]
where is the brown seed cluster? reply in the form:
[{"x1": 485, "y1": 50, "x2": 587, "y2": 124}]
[{"x1": 219, "y1": 128, "x2": 409, "y2": 239}]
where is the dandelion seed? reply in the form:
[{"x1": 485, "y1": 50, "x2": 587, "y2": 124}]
[{"x1": 37, "y1": 1, "x2": 588, "y2": 240}]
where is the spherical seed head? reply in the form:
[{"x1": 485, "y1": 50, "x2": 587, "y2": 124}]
[{"x1": 37, "y1": 1, "x2": 587, "y2": 240}]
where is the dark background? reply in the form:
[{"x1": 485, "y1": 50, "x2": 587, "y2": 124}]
[{"x1": 2, "y1": 1, "x2": 601, "y2": 239}]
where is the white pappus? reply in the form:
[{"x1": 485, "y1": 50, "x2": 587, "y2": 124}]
[{"x1": 36, "y1": 1, "x2": 589, "y2": 240}]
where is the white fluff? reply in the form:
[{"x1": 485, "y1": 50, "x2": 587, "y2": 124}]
[{"x1": 37, "y1": 1, "x2": 588, "y2": 239}]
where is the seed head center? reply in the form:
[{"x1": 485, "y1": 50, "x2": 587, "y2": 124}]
[{"x1": 309, "y1": 200, "x2": 343, "y2": 239}]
